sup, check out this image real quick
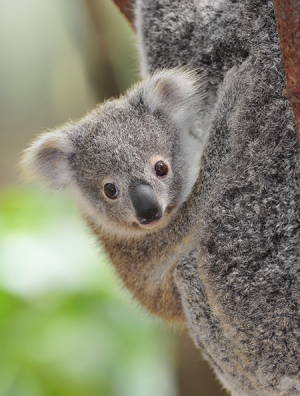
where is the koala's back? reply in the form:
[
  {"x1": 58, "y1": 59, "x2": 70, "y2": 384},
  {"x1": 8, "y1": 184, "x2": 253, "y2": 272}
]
[
  {"x1": 136, "y1": 0, "x2": 276, "y2": 84},
  {"x1": 177, "y1": 54, "x2": 300, "y2": 395},
  {"x1": 137, "y1": 0, "x2": 300, "y2": 395},
  {"x1": 136, "y1": 0, "x2": 279, "y2": 137}
]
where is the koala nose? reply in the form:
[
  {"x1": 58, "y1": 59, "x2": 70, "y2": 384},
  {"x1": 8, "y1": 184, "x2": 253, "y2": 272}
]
[{"x1": 129, "y1": 183, "x2": 162, "y2": 224}]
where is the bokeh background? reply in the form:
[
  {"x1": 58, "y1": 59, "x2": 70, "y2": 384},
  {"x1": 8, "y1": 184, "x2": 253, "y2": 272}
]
[{"x1": 0, "y1": 1, "x2": 227, "y2": 395}]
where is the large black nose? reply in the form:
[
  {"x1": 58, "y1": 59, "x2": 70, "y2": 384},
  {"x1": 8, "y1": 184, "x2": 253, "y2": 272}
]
[{"x1": 129, "y1": 183, "x2": 162, "y2": 224}]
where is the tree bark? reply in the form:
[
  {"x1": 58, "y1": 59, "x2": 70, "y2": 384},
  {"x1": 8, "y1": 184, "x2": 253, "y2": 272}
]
[
  {"x1": 112, "y1": 0, "x2": 135, "y2": 28},
  {"x1": 273, "y1": 0, "x2": 300, "y2": 143}
]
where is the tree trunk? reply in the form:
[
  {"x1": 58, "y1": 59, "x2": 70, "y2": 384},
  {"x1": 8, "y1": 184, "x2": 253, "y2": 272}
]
[
  {"x1": 112, "y1": 0, "x2": 135, "y2": 27},
  {"x1": 273, "y1": 0, "x2": 300, "y2": 143}
]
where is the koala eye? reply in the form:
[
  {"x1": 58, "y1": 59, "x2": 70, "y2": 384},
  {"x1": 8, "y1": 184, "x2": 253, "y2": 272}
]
[
  {"x1": 155, "y1": 160, "x2": 168, "y2": 177},
  {"x1": 104, "y1": 183, "x2": 119, "y2": 199}
]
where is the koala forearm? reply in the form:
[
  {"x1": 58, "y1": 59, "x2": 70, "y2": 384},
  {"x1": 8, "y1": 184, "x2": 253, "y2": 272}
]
[
  {"x1": 116, "y1": 257, "x2": 186, "y2": 322},
  {"x1": 99, "y1": 233, "x2": 186, "y2": 322}
]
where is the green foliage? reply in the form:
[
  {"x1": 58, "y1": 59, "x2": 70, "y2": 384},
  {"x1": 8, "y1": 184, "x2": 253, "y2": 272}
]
[{"x1": 0, "y1": 188, "x2": 177, "y2": 396}]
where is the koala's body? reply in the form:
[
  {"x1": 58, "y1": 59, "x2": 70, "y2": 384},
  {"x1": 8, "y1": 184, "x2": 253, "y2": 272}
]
[{"x1": 22, "y1": 0, "x2": 300, "y2": 395}]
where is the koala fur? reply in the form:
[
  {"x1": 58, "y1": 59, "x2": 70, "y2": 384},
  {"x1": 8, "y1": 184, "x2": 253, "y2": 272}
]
[{"x1": 22, "y1": 0, "x2": 300, "y2": 395}]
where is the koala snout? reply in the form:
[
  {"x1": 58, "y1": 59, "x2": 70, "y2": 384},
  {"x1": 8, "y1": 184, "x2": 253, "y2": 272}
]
[{"x1": 129, "y1": 183, "x2": 162, "y2": 224}]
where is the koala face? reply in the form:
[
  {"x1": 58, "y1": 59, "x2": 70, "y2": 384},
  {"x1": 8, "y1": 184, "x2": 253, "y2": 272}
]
[
  {"x1": 22, "y1": 69, "x2": 204, "y2": 237},
  {"x1": 67, "y1": 102, "x2": 187, "y2": 235}
]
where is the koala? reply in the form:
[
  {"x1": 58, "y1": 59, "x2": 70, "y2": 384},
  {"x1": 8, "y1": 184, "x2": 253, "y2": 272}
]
[
  {"x1": 22, "y1": 69, "x2": 206, "y2": 321},
  {"x1": 22, "y1": 0, "x2": 300, "y2": 395}
]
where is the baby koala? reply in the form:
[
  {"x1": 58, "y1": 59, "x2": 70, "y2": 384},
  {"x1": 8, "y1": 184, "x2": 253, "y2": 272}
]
[{"x1": 22, "y1": 69, "x2": 207, "y2": 323}]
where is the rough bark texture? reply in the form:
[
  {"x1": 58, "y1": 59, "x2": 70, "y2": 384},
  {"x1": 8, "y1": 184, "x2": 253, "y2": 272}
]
[
  {"x1": 112, "y1": 0, "x2": 135, "y2": 27},
  {"x1": 273, "y1": 0, "x2": 300, "y2": 142}
]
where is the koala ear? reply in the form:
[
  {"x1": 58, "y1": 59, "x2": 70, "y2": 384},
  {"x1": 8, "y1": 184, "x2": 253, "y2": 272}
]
[
  {"x1": 21, "y1": 130, "x2": 75, "y2": 189},
  {"x1": 142, "y1": 69, "x2": 203, "y2": 129}
]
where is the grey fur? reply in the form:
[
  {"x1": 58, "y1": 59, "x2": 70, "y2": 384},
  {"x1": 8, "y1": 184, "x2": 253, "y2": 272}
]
[{"x1": 22, "y1": 0, "x2": 300, "y2": 394}]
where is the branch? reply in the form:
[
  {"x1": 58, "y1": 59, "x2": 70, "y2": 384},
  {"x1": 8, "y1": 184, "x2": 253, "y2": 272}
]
[
  {"x1": 273, "y1": 0, "x2": 300, "y2": 143},
  {"x1": 112, "y1": 0, "x2": 136, "y2": 29}
]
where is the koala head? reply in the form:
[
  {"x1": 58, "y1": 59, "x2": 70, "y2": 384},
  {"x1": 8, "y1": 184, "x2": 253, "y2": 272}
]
[{"x1": 22, "y1": 69, "x2": 203, "y2": 236}]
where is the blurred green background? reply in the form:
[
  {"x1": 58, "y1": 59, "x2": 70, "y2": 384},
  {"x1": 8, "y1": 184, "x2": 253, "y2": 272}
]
[{"x1": 0, "y1": 1, "x2": 227, "y2": 395}]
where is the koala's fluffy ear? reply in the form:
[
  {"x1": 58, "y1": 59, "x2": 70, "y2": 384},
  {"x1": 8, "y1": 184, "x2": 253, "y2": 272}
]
[
  {"x1": 21, "y1": 130, "x2": 75, "y2": 189},
  {"x1": 142, "y1": 69, "x2": 203, "y2": 129}
]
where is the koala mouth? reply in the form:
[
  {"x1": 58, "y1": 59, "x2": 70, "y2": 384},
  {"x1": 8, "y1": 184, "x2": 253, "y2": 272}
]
[
  {"x1": 132, "y1": 205, "x2": 176, "y2": 231},
  {"x1": 138, "y1": 210, "x2": 162, "y2": 225},
  {"x1": 137, "y1": 211, "x2": 164, "y2": 230}
]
